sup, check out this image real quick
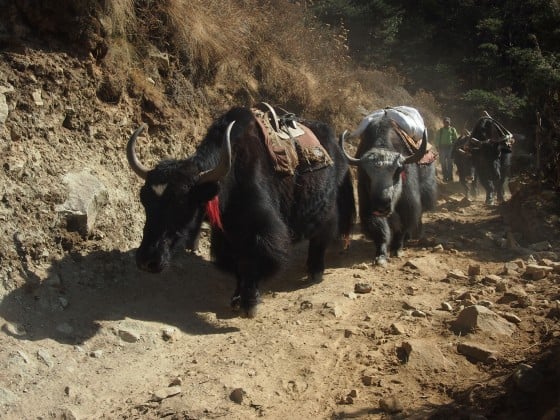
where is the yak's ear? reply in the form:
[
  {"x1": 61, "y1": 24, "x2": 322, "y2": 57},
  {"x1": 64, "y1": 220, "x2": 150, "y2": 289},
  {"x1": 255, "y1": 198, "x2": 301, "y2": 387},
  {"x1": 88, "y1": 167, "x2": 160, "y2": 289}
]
[{"x1": 192, "y1": 182, "x2": 220, "y2": 202}]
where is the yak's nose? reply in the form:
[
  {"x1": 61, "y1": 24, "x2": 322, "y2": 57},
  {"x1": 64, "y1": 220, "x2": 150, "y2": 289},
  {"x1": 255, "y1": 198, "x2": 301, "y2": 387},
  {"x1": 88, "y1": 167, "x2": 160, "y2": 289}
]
[{"x1": 372, "y1": 201, "x2": 392, "y2": 217}]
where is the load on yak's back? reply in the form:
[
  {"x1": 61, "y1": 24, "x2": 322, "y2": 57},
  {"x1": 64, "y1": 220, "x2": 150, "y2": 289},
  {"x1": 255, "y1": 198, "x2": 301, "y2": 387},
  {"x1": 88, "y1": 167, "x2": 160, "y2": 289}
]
[{"x1": 340, "y1": 106, "x2": 438, "y2": 265}]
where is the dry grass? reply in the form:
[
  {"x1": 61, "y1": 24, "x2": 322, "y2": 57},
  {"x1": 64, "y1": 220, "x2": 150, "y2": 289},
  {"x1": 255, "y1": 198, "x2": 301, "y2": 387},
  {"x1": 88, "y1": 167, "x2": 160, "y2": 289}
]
[{"x1": 96, "y1": 0, "x2": 441, "y2": 136}]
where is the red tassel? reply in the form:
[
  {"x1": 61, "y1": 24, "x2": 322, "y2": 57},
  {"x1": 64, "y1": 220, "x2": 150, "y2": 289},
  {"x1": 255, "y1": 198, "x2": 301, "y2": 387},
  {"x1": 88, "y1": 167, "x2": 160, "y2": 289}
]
[
  {"x1": 205, "y1": 196, "x2": 223, "y2": 231},
  {"x1": 401, "y1": 171, "x2": 407, "y2": 182}
]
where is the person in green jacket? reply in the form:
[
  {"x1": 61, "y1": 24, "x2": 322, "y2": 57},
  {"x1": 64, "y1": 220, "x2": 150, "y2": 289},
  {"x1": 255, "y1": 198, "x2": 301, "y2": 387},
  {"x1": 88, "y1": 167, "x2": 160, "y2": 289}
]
[{"x1": 434, "y1": 117, "x2": 459, "y2": 182}]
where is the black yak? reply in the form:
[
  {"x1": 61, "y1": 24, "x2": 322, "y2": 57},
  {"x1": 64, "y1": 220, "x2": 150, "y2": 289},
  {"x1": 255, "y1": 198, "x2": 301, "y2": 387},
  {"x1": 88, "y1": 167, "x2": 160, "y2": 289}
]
[
  {"x1": 462, "y1": 111, "x2": 514, "y2": 205},
  {"x1": 127, "y1": 104, "x2": 355, "y2": 317},
  {"x1": 340, "y1": 106, "x2": 437, "y2": 265}
]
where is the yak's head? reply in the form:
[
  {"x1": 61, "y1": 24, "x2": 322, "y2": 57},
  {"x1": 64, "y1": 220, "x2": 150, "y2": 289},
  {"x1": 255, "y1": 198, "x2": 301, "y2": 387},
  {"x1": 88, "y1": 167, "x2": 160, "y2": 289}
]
[
  {"x1": 340, "y1": 128, "x2": 427, "y2": 217},
  {"x1": 127, "y1": 122, "x2": 234, "y2": 273},
  {"x1": 472, "y1": 111, "x2": 514, "y2": 144}
]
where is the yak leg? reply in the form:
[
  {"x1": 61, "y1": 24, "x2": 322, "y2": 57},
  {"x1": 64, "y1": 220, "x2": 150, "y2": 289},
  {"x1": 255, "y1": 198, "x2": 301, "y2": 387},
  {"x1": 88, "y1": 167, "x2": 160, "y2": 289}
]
[
  {"x1": 371, "y1": 217, "x2": 391, "y2": 266},
  {"x1": 390, "y1": 229, "x2": 406, "y2": 258},
  {"x1": 239, "y1": 210, "x2": 289, "y2": 317},
  {"x1": 306, "y1": 215, "x2": 337, "y2": 283},
  {"x1": 230, "y1": 258, "x2": 264, "y2": 318},
  {"x1": 230, "y1": 274, "x2": 242, "y2": 310},
  {"x1": 497, "y1": 153, "x2": 512, "y2": 203},
  {"x1": 460, "y1": 177, "x2": 470, "y2": 198},
  {"x1": 238, "y1": 269, "x2": 261, "y2": 319},
  {"x1": 478, "y1": 176, "x2": 495, "y2": 205},
  {"x1": 470, "y1": 173, "x2": 479, "y2": 199}
]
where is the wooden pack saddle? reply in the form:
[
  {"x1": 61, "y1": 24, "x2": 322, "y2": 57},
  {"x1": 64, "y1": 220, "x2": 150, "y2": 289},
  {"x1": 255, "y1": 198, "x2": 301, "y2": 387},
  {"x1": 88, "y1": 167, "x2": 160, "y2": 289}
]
[
  {"x1": 389, "y1": 119, "x2": 437, "y2": 165},
  {"x1": 252, "y1": 102, "x2": 334, "y2": 175}
]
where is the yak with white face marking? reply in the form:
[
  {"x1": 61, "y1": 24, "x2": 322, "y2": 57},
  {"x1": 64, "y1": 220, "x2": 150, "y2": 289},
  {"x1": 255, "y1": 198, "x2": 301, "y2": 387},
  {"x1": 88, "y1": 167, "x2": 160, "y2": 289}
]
[
  {"x1": 340, "y1": 106, "x2": 437, "y2": 265},
  {"x1": 127, "y1": 106, "x2": 356, "y2": 317}
]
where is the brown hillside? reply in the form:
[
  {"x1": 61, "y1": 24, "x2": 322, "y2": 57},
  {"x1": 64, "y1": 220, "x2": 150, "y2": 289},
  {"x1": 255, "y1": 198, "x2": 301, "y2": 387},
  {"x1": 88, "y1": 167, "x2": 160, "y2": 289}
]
[{"x1": 0, "y1": 1, "x2": 559, "y2": 419}]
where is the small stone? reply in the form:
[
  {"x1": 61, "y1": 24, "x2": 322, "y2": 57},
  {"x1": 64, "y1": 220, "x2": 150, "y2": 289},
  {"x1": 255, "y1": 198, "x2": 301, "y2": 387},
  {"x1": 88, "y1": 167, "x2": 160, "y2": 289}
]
[
  {"x1": 380, "y1": 395, "x2": 403, "y2": 413},
  {"x1": 344, "y1": 292, "x2": 357, "y2": 300},
  {"x1": 390, "y1": 323, "x2": 406, "y2": 335},
  {"x1": 482, "y1": 274, "x2": 502, "y2": 285},
  {"x1": 468, "y1": 264, "x2": 481, "y2": 276},
  {"x1": 441, "y1": 302, "x2": 453, "y2": 311},
  {"x1": 151, "y1": 385, "x2": 181, "y2": 402},
  {"x1": 300, "y1": 300, "x2": 313, "y2": 310},
  {"x1": 162, "y1": 327, "x2": 177, "y2": 342},
  {"x1": 32, "y1": 89, "x2": 44, "y2": 106},
  {"x1": 352, "y1": 263, "x2": 369, "y2": 270},
  {"x1": 169, "y1": 377, "x2": 183, "y2": 386},
  {"x1": 118, "y1": 328, "x2": 140, "y2": 343},
  {"x1": 37, "y1": 349, "x2": 53, "y2": 368},
  {"x1": 457, "y1": 342, "x2": 497, "y2": 363},
  {"x1": 411, "y1": 310, "x2": 427, "y2": 318},
  {"x1": 362, "y1": 375, "x2": 374, "y2": 386},
  {"x1": 354, "y1": 283, "x2": 372, "y2": 294},
  {"x1": 524, "y1": 264, "x2": 553, "y2": 280},
  {"x1": 499, "y1": 312, "x2": 522, "y2": 324},
  {"x1": 452, "y1": 305, "x2": 515, "y2": 336},
  {"x1": 230, "y1": 388, "x2": 244, "y2": 404},
  {"x1": 90, "y1": 350, "x2": 103, "y2": 358}
]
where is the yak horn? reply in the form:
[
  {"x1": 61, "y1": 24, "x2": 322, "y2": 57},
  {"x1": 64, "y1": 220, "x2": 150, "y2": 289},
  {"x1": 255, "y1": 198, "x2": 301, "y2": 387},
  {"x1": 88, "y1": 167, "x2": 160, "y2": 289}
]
[
  {"x1": 198, "y1": 121, "x2": 234, "y2": 184},
  {"x1": 404, "y1": 129, "x2": 428, "y2": 164},
  {"x1": 339, "y1": 130, "x2": 362, "y2": 165},
  {"x1": 127, "y1": 123, "x2": 150, "y2": 180}
]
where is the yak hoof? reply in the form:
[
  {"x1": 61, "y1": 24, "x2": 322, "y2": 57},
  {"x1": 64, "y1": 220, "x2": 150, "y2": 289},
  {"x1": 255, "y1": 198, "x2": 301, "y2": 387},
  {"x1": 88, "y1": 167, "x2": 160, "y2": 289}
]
[
  {"x1": 241, "y1": 305, "x2": 258, "y2": 319},
  {"x1": 375, "y1": 255, "x2": 388, "y2": 266},
  {"x1": 307, "y1": 272, "x2": 324, "y2": 284},
  {"x1": 238, "y1": 290, "x2": 261, "y2": 318},
  {"x1": 230, "y1": 295, "x2": 241, "y2": 311},
  {"x1": 394, "y1": 249, "x2": 405, "y2": 258}
]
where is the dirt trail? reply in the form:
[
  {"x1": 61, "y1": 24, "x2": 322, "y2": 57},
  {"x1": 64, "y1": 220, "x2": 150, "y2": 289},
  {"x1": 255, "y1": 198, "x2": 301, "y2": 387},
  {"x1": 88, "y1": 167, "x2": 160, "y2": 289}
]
[{"x1": 1, "y1": 178, "x2": 559, "y2": 419}]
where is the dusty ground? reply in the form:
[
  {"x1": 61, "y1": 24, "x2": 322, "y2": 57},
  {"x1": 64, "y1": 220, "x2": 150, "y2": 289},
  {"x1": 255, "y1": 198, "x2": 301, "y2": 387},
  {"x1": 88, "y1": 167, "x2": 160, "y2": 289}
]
[{"x1": 1, "y1": 47, "x2": 560, "y2": 420}]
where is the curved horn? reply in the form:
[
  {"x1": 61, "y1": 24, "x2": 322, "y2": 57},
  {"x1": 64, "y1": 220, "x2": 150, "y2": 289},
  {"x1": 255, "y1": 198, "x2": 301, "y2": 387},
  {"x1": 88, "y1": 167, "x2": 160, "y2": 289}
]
[
  {"x1": 492, "y1": 118, "x2": 514, "y2": 141},
  {"x1": 257, "y1": 102, "x2": 280, "y2": 132},
  {"x1": 197, "y1": 120, "x2": 234, "y2": 184},
  {"x1": 127, "y1": 123, "x2": 150, "y2": 180},
  {"x1": 403, "y1": 129, "x2": 428, "y2": 164},
  {"x1": 339, "y1": 130, "x2": 362, "y2": 166}
]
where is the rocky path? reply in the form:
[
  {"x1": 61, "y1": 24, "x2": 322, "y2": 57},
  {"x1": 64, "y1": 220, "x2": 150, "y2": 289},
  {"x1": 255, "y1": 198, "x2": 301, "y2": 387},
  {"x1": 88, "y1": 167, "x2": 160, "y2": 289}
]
[{"x1": 1, "y1": 183, "x2": 559, "y2": 419}]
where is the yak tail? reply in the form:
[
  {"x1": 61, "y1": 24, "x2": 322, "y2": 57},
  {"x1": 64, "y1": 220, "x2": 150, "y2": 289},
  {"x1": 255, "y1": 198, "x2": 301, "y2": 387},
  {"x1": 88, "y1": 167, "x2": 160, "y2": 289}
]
[{"x1": 336, "y1": 170, "x2": 357, "y2": 243}]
